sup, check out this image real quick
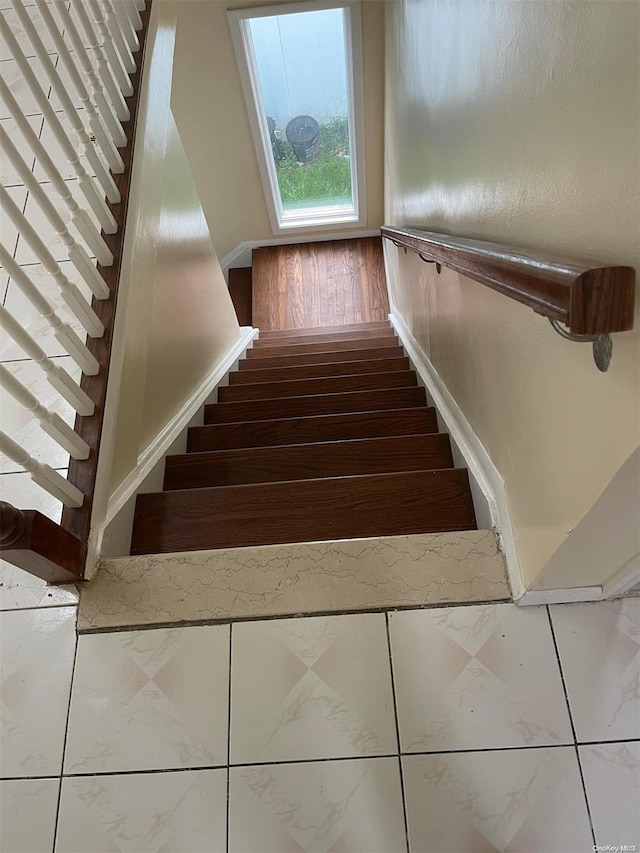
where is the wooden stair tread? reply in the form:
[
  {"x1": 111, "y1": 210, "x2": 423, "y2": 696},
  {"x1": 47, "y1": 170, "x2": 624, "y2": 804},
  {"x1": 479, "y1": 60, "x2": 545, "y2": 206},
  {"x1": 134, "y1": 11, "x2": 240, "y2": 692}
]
[
  {"x1": 245, "y1": 336, "x2": 400, "y2": 358},
  {"x1": 188, "y1": 407, "x2": 439, "y2": 452},
  {"x1": 239, "y1": 346, "x2": 406, "y2": 371},
  {"x1": 218, "y1": 370, "x2": 417, "y2": 403},
  {"x1": 205, "y1": 387, "x2": 427, "y2": 424},
  {"x1": 128, "y1": 239, "x2": 478, "y2": 561},
  {"x1": 258, "y1": 321, "x2": 391, "y2": 339},
  {"x1": 165, "y1": 434, "x2": 454, "y2": 489},
  {"x1": 229, "y1": 356, "x2": 411, "y2": 384},
  {"x1": 254, "y1": 327, "x2": 396, "y2": 347},
  {"x1": 131, "y1": 469, "x2": 477, "y2": 555}
]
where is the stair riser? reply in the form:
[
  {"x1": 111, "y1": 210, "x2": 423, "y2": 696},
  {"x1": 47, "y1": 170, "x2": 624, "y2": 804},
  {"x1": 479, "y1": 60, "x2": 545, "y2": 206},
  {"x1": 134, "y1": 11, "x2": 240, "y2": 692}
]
[
  {"x1": 165, "y1": 434, "x2": 454, "y2": 489},
  {"x1": 228, "y1": 268, "x2": 252, "y2": 326},
  {"x1": 229, "y1": 357, "x2": 411, "y2": 385},
  {"x1": 254, "y1": 328, "x2": 396, "y2": 347},
  {"x1": 218, "y1": 371, "x2": 417, "y2": 403},
  {"x1": 188, "y1": 408, "x2": 439, "y2": 452},
  {"x1": 246, "y1": 336, "x2": 399, "y2": 358},
  {"x1": 132, "y1": 470, "x2": 477, "y2": 555},
  {"x1": 205, "y1": 387, "x2": 427, "y2": 424},
  {"x1": 239, "y1": 346, "x2": 406, "y2": 371},
  {"x1": 259, "y1": 321, "x2": 391, "y2": 340}
]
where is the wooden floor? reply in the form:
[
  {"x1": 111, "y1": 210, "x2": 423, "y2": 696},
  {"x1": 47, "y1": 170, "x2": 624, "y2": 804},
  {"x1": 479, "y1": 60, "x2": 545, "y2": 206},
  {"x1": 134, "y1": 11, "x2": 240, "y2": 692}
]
[{"x1": 251, "y1": 237, "x2": 390, "y2": 331}]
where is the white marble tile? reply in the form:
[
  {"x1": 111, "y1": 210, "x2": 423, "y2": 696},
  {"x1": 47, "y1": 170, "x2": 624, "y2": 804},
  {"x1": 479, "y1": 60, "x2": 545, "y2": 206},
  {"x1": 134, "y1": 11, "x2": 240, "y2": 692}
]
[
  {"x1": 0, "y1": 56, "x2": 55, "y2": 119},
  {"x1": 0, "y1": 0, "x2": 34, "y2": 9},
  {"x1": 56, "y1": 769, "x2": 227, "y2": 853},
  {"x1": 15, "y1": 178, "x2": 99, "y2": 264},
  {"x1": 229, "y1": 758, "x2": 406, "y2": 853},
  {"x1": 0, "y1": 559, "x2": 78, "y2": 609},
  {"x1": 32, "y1": 108, "x2": 77, "y2": 180},
  {"x1": 0, "y1": 114, "x2": 43, "y2": 186},
  {"x1": 403, "y1": 747, "x2": 592, "y2": 852},
  {"x1": 0, "y1": 606, "x2": 76, "y2": 777},
  {"x1": 64, "y1": 624, "x2": 230, "y2": 774},
  {"x1": 580, "y1": 741, "x2": 640, "y2": 847},
  {"x1": 61, "y1": 15, "x2": 96, "y2": 52},
  {"x1": 231, "y1": 613, "x2": 397, "y2": 764},
  {"x1": 0, "y1": 184, "x2": 28, "y2": 257},
  {"x1": 34, "y1": 107, "x2": 107, "y2": 181},
  {"x1": 1, "y1": 260, "x2": 93, "y2": 361},
  {"x1": 49, "y1": 49, "x2": 95, "y2": 113},
  {"x1": 389, "y1": 603, "x2": 573, "y2": 751},
  {"x1": 0, "y1": 357, "x2": 80, "y2": 473},
  {"x1": 77, "y1": 531, "x2": 509, "y2": 631},
  {"x1": 0, "y1": 778, "x2": 60, "y2": 852},
  {"x1": 550, "y1": 598, "x2": 640, "y2": 741},
  {"x1": 0, "y1": 5, "x2": 58, "y2": 62},
  {"x1": 0, "y1": 469, "x2": 64, "y2": 522}
]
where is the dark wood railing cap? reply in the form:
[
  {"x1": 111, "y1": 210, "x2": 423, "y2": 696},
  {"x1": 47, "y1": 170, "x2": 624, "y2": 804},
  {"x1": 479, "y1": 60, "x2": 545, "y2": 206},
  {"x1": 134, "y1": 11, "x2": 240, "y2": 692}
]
[{"x1": 0, "y1": 501, "x2": 85, "y2": 584}]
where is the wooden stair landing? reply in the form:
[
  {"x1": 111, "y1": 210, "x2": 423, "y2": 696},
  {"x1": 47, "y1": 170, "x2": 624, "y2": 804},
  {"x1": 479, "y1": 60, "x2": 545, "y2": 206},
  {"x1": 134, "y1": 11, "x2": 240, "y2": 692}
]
[
  {"x1": 251, "y1": 239, "x2": 389, "y2": 331},
  {"x1": 131, "y1": 322, "x2": 477, "y2": 555}
]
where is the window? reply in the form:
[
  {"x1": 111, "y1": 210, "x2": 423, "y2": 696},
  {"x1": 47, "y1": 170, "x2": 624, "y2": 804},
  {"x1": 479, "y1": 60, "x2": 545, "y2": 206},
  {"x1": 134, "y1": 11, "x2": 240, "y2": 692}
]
[{"x1": 229, "y1": 1, "x2": 365, "y2": 232}]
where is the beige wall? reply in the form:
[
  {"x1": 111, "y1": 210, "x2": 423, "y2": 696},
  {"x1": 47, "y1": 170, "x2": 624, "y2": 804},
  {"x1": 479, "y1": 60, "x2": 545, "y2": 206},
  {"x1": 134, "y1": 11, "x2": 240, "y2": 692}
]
[
  {"x1": 531, "y1": 448, "x2": 640, "y2": 591},
  {"x1": 170, "y1": 0, "x2": 385, "y2": 261},
  {"x1": 384, "y1": 0, "x2": 640, "y2": 588},
  {"x1": 108, "y1": 1, "x2": 241, "y2": 493}
]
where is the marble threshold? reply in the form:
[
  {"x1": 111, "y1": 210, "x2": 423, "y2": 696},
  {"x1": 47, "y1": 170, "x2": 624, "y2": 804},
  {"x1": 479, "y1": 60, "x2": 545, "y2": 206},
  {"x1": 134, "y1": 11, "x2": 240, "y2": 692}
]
[{"x1": 77, "y1": 531, "x2": 510, "y2": 632}]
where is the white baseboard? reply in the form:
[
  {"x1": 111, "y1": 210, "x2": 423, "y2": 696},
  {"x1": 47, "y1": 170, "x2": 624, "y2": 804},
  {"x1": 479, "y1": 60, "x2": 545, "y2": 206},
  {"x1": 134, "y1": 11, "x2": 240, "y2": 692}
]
[
  {"x1": 89, "y1": 327, "x2": 258, "y2": 562},
  {"x1": 517, "y1": 586, "x2": 603, "y2": 606},
  {"x1": 601, "y1": 553, "x2": 640, "y2": 599},
  {"x1": 389, "y1": 310, "x2": 526, "y2": 600},
  {"x1": 220, "y1": 229, "x2": 382, "y2": 279}
]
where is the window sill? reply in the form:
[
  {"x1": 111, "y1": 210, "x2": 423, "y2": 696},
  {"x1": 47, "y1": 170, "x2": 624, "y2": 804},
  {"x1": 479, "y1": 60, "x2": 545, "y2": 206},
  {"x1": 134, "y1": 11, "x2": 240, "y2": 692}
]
[{"x1": 277, "y1": 206, "x2": 361, "y2": 232}]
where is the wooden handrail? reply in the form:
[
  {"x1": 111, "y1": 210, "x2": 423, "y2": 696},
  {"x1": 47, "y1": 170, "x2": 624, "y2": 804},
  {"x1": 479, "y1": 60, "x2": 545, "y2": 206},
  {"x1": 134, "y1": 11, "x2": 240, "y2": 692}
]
[
  {"x1": 0, "y1": 501, "x2": 85, "y2": 583},
  {"x1": 381, "y1": 226, "x2": 636, "y2": 336}
]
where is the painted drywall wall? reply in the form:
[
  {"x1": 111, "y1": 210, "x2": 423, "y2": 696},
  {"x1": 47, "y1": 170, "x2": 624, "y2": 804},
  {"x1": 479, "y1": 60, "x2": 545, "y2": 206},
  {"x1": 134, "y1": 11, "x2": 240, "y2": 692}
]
[
  {"x1": 170, "y1": 0, "x2": 384, "y2": 261},
  {"x1": 531, "y1": 448, "x2": 640, "y2": 591},
  {"x1": 384, "y1": 0, "x2": 640, "y2": 588},
  {"x1": 108, "y1": 2, "x2": 241, "y2": 494}
]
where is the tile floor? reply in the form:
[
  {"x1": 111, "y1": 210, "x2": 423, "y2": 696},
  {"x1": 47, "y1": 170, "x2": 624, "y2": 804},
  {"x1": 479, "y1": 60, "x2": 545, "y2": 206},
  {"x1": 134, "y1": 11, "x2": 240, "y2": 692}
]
[
  {"x1": 1, "y1": 592, "x2": 638, "y2": 852},
  {"x1": 0, "y1": 3, "x2": 104, "y2": 586}
]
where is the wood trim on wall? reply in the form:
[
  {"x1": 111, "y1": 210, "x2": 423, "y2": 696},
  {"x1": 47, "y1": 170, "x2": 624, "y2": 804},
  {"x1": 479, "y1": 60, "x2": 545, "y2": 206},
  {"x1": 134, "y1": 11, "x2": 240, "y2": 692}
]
[{"x1": 382, "y1": 226, "x2": 636, "y2": 335}]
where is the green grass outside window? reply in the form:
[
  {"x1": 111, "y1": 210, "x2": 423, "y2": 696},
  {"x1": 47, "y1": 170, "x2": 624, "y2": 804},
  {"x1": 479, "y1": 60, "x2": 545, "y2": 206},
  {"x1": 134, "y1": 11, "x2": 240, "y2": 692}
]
[{"x1": 275, "y1": 116, "x2": 352, "y2": 210}]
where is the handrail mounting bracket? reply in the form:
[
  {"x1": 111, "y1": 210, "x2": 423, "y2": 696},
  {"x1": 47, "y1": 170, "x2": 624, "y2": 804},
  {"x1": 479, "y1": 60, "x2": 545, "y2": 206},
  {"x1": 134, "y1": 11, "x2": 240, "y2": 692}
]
[
  {"x1": 418, "y1": 253, "x2": 441, "y2": 274},
  {"x1": 548, "y1": 319, "x2": 612, "y2": 372}
]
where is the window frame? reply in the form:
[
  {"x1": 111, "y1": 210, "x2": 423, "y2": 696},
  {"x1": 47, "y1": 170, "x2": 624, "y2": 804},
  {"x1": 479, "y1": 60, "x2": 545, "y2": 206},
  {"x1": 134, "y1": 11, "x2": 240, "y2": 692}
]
[{"x1": 228, "y1": 0, "x2": 366, "y2": 233}]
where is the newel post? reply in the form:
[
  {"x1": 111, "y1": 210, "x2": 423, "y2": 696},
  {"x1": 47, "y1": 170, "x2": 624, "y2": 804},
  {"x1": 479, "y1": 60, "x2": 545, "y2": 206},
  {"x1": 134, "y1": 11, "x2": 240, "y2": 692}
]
[
  {"x1": 0, "y1": 500, "x2": 86, "y2": 584},
  {"x1": 0, "y1": 501, "x2": 27, "y2": 546}
]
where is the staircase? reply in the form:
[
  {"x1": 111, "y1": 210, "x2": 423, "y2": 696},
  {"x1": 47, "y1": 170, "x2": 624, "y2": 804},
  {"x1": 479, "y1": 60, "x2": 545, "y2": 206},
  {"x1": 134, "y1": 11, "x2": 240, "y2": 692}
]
[{"x1": 130, "y1": 321, "x2": 477, "y2": 555}]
